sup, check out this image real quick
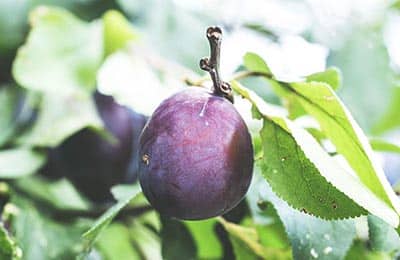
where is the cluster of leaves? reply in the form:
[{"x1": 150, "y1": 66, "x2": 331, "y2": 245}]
[
  {"x1": 0, "y1": 2, "x2": 400, "y2": 260},
  {"x1": 0, "y1": 5, "x2": 156, "y2": 259}
]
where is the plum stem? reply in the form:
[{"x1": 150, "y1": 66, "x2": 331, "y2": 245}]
[{"x1": 200, "y1": 26, "x2": 234, "y2": 103}]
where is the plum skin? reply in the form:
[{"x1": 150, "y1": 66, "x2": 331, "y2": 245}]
[{"x1": 139, "y1": 88, "x2": 254, "y2": 220}]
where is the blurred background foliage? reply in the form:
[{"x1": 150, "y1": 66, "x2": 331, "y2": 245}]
[
  {"x1": 0, "y1": 0, "x2": 400, "y2": 259},
  {"x1": 2, "y1": 0, "x2": 400, "y2": 132}
]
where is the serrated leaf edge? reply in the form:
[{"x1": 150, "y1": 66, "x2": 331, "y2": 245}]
[
  {"x1": 288, "y1": 81, "x2": 400, "y2": 218},
  {"x1": 232, "y1": 81, "x2": 399, "y2": 227}
]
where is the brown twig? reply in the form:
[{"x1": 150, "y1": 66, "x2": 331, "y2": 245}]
[{"x1": 200, "y1": 26, "x2": 234, "y2": 102}]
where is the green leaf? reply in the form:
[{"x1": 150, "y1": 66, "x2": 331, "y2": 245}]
[
  {"x1": 0, "y1": 1, "x2": 28, "y2": 54},
  {"x1": 17, "y1": 91, "x2": 103, "y2": 147},
  {"x1": 243, "y1": 52, "x2": 271, "y2": 74},
  {"x1": 286, "y1": 98, "x2": 307, "y2": 120},
  {"x1": 0, "y1": 223, "x2": 21, "y2": 260},
  {"x1": 373, "y1": 86, "x2": 400, "y2": 134},
  {"x1": 232, "y1": 81, "x2": 399, "y2": 226},
  {"x1": 161, "y1": 218, "x2": 197, "y2": 260},
  {"x1": 306, "y1": 67, "x2": 341, "y2": 90},
  {"x1": 392, "y1": 0, "x2": 400, "y2": 9},
  {"x1": 95, "y1": 223, "x2": 141, "y2": 260},
  {"x1": 185, "y1": 218, "x2": 223, "y2": 259},
  {"x1": 260, "y1": 118, "x2": 367, "y2": 218},
  {"x1": 10, "y1": 7, "x2": 106, "y2": 150},
  {"x1": 103, "y1": 10, "x2": 139, "y2": 57},
  {"x1": 81, "y1": 184, "x2": 141, "y2": 256},
  {"x1": 243, "y1": 24, "x2": 279, "y2": 41},
  {"x1": 0, "y1": 148, "x2": 45, "y2": 178},
  {"x1": 250, "y1": 174, "x2": 357, "y2": 260},
  {"x1": 0, "y1": 1, "x2": 114, "y2": 55},
  {"x1": 279, "y1": 81, "x2": 400, "y2": 222},
  {"x1": 110, "y1": 184, "x2": 140, "y2": 201},
  {"x1": 13, "y1": 176, "x2": 91, "y2": 211},
  {"x1": 370, "y1": 138, "x2": 400, "y2": 154},
  {"x1": 252, "y1": 204, "x2": 289, "y2": 249},
  {"x1": 13, "y1": 6, "x2": 102, "y2": 93},
  {"x1": 305, "y1": 127, "x2": 326, "y2": 143},
  {"x1": 241, "y1": 53, "x2": 400, "y2": 219},
  {"x1": 11, "y1": 196, "x2": 91, "y2": 260},
  {"x1": 128, "y1": 218, "x2": 162, "y2": 260},
  {"x1": 345, "y1": 240, "x2": 392, "y2": 260},
  {"x1": 218, "y1": 217, "x2": 291, "y2": 260},
  {"x1": 368, "y1": 215, "x2": 400, "y2": 253}
]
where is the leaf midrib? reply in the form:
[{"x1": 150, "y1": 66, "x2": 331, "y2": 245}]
[{"x1": 279, "y1": 82, "x2": 389, "y2": 204}]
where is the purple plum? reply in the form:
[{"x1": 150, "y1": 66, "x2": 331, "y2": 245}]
[{"x1": 138, "y1": 87, "x2": 254, "y2": 220}]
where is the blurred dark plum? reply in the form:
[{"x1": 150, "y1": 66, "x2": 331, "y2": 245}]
[
  {"x1": 139, "y1": 88, "x2": 254, "y2": 220},
  {"x1": 40, "y1": 147, "x2": 68, "y2": 180},
  {"x1": 42, "y1": 92, "x2": 147, "y2": 203}
]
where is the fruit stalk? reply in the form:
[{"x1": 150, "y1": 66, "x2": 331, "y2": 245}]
[{"x1": 200, "y1": 26, "x2": 234, "y2": 102}]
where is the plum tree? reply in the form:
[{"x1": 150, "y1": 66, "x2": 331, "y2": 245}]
[
  {"x1": 42, "y1": 91, "x2": 147, "y2": 202},
  {"x1": 138, "y1": 27, "x2": 254, "y2": 220}
]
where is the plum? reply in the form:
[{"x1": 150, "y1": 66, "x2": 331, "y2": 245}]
[
  {"x1": 139, "y1": 88, "x2": 253, "y2": 219},
  {"x1": 42, "y1": 91, "x2": 147, "y2": 202},
  {"x1": 138, "y1": 27, "x2": 254, "y2": 220}
]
